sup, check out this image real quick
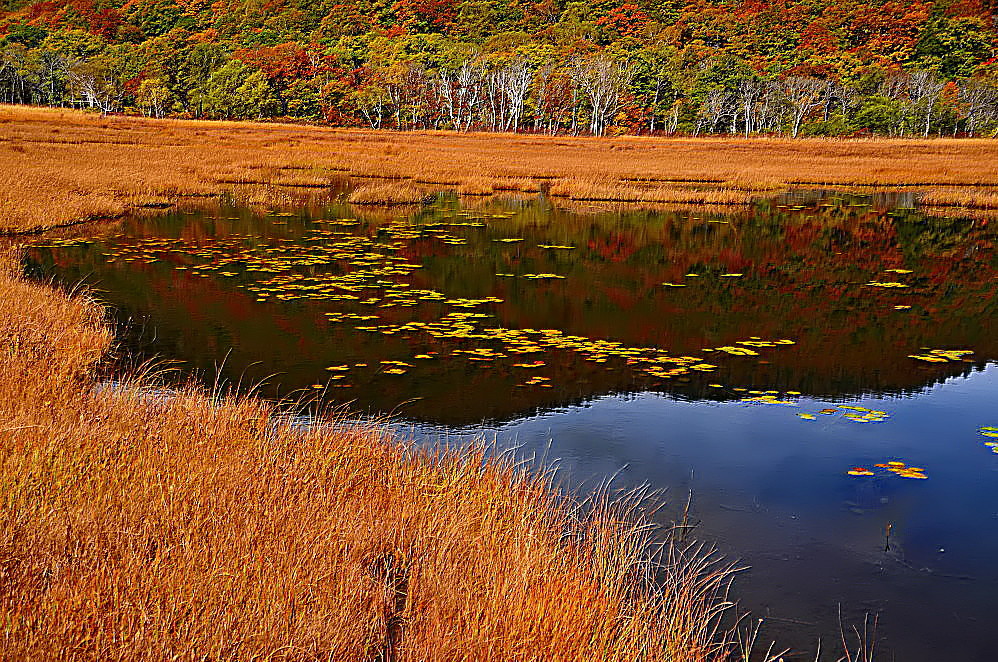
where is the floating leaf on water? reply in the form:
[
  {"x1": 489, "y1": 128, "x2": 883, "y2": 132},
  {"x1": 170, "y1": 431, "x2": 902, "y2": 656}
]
[
  {"x1": 909, "y1": 349, "x2": 973, "y2": 363},
  {"x1": 908, "y1": 354, "x2": 948, "y2": 363},
  {"x1": 867, "y1": 281, "x2": 909, "y2": 288},
  {"x1": 662, "y1": 282, "x2": 687, "y2": 287},
  {"x1": 720, "y1": 273, "x2": 743, "y2": 278},
  {"x1": 894, "y1": 305, "x2": 912, "y2": 310},
  {"x1": 716, "y1": 346, "x2": 759, "y2": 356},
  {"x1": 798, "y1": 413, "x2": 816, "y2": 420},
  {"x1": 742, "y1": 394, "x2": 797, "y2": 406}
]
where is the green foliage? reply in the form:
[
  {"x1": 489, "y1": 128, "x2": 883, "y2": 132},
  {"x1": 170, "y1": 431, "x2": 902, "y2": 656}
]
[
  {"x1": 852, "y1": 96, "x2": 902, "y2": 135},
  {"x1": 914, "y1": 16, "x2": 993, "y2": 80},
  {"x1": 123, "y1": 0, "x2": 193, "y2": 38},
  {"x1": 3, "y1": 22, "x2": 47, "y2": 47},
  {"x1": 192, "y1": 60, "x2": 279, "y2": 119},
  {"x1": 801, "y1": 113, "x2": 850, "y2": 137},
  {"x1": 284, "y1": 77, "x2": 322, "y2": 119}
]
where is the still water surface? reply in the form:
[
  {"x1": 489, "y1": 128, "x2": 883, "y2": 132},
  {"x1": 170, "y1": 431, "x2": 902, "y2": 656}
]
[{"x1": 27, "y1": 191, "x2": 998, "y2": 660}]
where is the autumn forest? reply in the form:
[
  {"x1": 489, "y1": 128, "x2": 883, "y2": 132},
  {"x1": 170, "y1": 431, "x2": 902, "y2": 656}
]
[{"x1": 2, "y1": 0, "x2": 998, "y2": 136}]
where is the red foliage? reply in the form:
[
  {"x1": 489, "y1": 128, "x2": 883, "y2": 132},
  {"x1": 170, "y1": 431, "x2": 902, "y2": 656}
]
[
  {"x1": 596, "y1": 3, "x2": 651, "y2": 39},
  {"x1": 392, "y1": 0, "x2": 458, "y2": 32},
  {"x1": 800, "y1": 21, "x2": 840, "y2": 55},
  {"x1": 233, "y1": 42, "x2": 316, "y2": 88},
  {"x1": 27, "y1": 0, "x2": 125, "y2": 39}
]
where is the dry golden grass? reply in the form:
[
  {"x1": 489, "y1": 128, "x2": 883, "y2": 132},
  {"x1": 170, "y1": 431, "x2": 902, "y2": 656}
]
[
  {"x1": 348, "y1": 181, "x2": 430, "y2": 205},
  {"x1": 919, "y1": 186, "x2": 998, "y2": 209},
  {"x1": 0, "y1": 248, "x2": 738, "y2": 660},
  {"x1": 548, "y1": 179, "x2": 761, "y2": 205},
  {"x1": 6, "y1": 104, "x2": 998, "y2": 232}
]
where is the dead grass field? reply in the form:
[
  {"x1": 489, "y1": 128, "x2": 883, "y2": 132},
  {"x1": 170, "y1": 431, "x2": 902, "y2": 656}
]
[
  {"x1": 4, "y1": 104, "x2": 998, "y2": 233},
  {"x1": 0, "y1": 246, "x2": 740, "y2": 660}
]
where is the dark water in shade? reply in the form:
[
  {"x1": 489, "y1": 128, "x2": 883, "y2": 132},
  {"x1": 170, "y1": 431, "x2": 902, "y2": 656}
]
[{"x1": 25, "y1": 190, "x2": 998, "y2": 661}]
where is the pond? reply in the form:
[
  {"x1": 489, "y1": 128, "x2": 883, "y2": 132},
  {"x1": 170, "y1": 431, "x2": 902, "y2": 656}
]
[{"x1": 26, "y1": 189, "x2": 998, "y2": 661}]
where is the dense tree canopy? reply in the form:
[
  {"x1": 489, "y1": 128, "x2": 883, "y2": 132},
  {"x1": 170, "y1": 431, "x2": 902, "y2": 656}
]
[{"x1": 2, "y1": 0, "x2": 997, "y2": 135}]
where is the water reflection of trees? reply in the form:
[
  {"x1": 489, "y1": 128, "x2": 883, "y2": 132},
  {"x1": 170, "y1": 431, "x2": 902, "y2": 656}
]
[{"x1": 26, "y1": 193, "x2": 998, "y2": 425}]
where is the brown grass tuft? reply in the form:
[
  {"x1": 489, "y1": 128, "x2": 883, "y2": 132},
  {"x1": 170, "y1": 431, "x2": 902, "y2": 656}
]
[
  {"x1": 919, "y1": 186, "x2": 998, "y2": 209},
  {"x1": 348, "y1": 182, "x2": 429, "y2": 205},
  {"x1": 549, "y1": 179, "x2": 760, "y2": 205}
]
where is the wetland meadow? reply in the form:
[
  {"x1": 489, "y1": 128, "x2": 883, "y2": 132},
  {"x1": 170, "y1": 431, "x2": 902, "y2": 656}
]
[{"x1": 3, "y1": 107, "x2": 998, "y2": 661}]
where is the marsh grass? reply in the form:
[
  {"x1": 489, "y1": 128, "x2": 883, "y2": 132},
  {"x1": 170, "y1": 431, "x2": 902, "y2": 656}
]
[
  {"x1": 919, "y1": 186, "x2": 998, "y2": 209},
  {"x1": 348, "y1": 182, "x2": 430, "y2": 205},
  {"x1": 6, "y1": 105, "x2": 998, "y2": 232},
  {"x1": 548, "y1": 179, "x2": 761, "y2": 205}
]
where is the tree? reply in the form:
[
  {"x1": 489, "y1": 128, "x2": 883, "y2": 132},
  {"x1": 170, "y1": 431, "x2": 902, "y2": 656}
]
[
  {"x1": 136, "y1": 76, "x2": 172, "y2": 117},
  {"x1": 2, "y1": 0, "x2": 998, "y2": 138},
  {"x1": 906, "y1": 69, "x2": 944, "y2": 137},
  {"x1": 960, "y1": 76, "x2": 998, "y2": 137},
  {"x1": 348, "y1": 68, "x2": 391, "y2": 128},
  {"x1": 66, "y1": 47, "x2": 139, "y2": 113},
  {"x1": 481, "y1": 54, "x2": 531, "y2": 131},
  {"x1": 852, "y1": 95, "x2": 901, "y2": 135},
  {"x1": 571, "y1": 52, "x2": 633, "y2": 135},
  {"x1": 194, "y1": 60, "x2": 279, "y2": 119},
  {"x1": 737, "y1": 75, "x2": 764, "y2": 137},
  {"x1": 778, "y1": 75, "x2": 826, "y2": 137},
  {"x1": 437, "y1": 58, "x2": 481, "y2": 131}
]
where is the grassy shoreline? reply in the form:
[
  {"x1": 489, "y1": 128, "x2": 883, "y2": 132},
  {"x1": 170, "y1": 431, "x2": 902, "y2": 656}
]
[
  {"x1": 6, "y1": 104, "x2": 998, "y2": 234},
  {"x1": 0, "y1": 246, "x2": 739, "y2": 659}
]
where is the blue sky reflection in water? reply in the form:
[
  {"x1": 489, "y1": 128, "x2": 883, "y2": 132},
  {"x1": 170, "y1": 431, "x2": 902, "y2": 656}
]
[{"x1": 26, "y1": 191, "x2": 998, "y2": 661}]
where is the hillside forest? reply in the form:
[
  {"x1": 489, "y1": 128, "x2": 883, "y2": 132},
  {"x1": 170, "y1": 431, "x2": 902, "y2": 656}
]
[{"x1": 2, "y1": 0, "x2": 998, "y2": 136}]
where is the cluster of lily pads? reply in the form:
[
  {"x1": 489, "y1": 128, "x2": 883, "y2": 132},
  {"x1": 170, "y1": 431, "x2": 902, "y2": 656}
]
[
  {"x1": 34, "y1": 213, "x2": 814, "y2": 393},
  {"x1": 847, "y1": 461, "x2": 927, "y2": 480},
  {"x1": 980, "y1": 426, "x2": 998, "y2": 453},
  {"x1": 737, "y1": 393, "x2": 891, "y2": 423},
  {"x1": 908, "y1": 349, "x2": 974, "y2": 363}
]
